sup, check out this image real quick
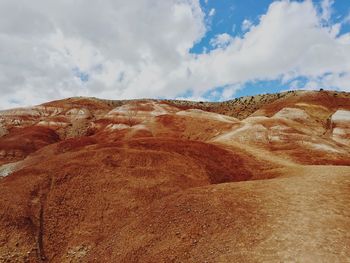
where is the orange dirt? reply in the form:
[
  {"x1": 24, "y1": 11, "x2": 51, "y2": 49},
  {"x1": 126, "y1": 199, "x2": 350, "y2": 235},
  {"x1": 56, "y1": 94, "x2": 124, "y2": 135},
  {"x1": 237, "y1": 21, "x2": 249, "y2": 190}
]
[
  {"x1": 0, "y1": 126, "x2": 60, "y2": 165},
  {"x1": 0, "y1": 90, "x2": 350, "y2": 262}
]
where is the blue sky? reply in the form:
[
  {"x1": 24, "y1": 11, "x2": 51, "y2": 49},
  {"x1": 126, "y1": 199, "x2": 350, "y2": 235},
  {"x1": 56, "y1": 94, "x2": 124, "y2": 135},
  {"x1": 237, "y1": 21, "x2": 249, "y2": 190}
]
[
  {"x1": 188, "y1": 0, "x2": 350, "y2": 99},
  {"x1": 194, "y1": 0, "x2": 350, "y2": 54},
  {"x1": 191, "y1": 0, "x2": 273, "y2": 54},
  {"x1": 1, "y1": 0, "x2": 350, "y2": 108},
  {"x1": 175, "y1": 1, "x2": 304, "y2": 100}
]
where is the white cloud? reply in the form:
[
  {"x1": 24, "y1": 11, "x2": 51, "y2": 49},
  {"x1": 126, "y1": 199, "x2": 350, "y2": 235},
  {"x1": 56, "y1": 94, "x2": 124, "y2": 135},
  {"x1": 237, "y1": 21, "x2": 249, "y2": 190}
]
[
  {"x1": 0, "y1": 0, "x2": 350, "y2": 109},
  {"x1": 232, "y1": 24, "x2": 237, "y2": 33},
  {"x1": 241, "y1": 19, "x2": 253, "y2": 32},
  {"x1": 208, "y1": 8, "x2": 216, "y2": 17},
  {"x1": 175, "y1": 95, "x2": 208, "y2": 102},
  {"x1": 0, "y1": 0, "x2": 206, "y2": 108},
  {"x1": 320, "y1": 0, "x2": 334, "y2": 22},
  {"x1": 181, "y1": 0, "x2": 350, "y2": 96},
  {"x1": 221, "y1": 84, "x2": 241, "y2": 100},
  {"x1": 344, "y1": 12, "x2": 350, "y2": 24},
  {"x1": 303, "y1": 73, "x2": 350, "y2": 92},
  {"x1": 210, "y1": 33, "x2": 234, "y2": 48}
]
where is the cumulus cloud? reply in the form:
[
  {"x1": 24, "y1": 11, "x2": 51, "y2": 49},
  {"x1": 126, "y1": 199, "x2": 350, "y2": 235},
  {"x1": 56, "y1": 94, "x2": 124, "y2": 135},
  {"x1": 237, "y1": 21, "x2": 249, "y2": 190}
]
[
  {"x1": 303, "y1": 73, "x2": 350, "y2": 91},
  {"x1": 320, "y1": 0, "x2": 334, "y2": 22},
  {"x1": 0, "y1": 0, "x2": 350, "y2": 109},
  {"x1": 241, "y1": 19, "x2": 253, "y2": 32},
  {"x1": 0, "y1": 0, "x2": 205, "y2": 108},
  {"x1": 182, "y1": 0, "x2": 350, "y2": 96},
  {"x1": 210, "y1": 33, "x2": 234, "y2": 48},
  {"x1": 344, "y1": 12, "x2": 350, "y2": 24},
  {"x1": 208, "y1": 8, "x2": 216, "y2": 17}
]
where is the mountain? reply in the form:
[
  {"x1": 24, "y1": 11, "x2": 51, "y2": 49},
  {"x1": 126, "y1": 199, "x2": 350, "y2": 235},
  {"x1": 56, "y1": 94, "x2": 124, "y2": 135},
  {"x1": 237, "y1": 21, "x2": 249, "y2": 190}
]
[{"x1": 0, "y1": 90, "x2": 350, "y2": 262}]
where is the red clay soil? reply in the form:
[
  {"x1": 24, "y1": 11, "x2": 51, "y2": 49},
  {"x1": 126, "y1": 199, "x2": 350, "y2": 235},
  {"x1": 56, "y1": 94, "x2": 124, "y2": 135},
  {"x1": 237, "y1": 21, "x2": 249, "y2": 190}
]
[
  {"x1": 0, "y1": 90, "x2": 350, "y2": 262},
  {"x1": 0, "y1": 126, "x2": 60, "y2": 165},
  {"x1": 253, "y1": 90, "x2": 350, "y2": 117},
  {"x1": 0, "y1": 138, "x2": 270, "y2": 262},
  {"x1": 41, "y1": 97, "x2": 114, "y2": 112}
]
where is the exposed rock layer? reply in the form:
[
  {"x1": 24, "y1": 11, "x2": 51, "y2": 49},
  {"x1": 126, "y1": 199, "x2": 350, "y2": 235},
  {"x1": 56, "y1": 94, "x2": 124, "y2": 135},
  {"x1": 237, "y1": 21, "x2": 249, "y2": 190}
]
[{"x1": 0, "y1": 90, "x2": 350, "y2": 262}]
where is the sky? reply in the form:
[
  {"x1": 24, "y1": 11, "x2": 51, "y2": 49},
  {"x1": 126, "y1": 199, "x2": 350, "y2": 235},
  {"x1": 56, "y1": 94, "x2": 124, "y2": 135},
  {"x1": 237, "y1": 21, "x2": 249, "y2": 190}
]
[{"x1": 0, "y1": 0, "x2": 350, "y2": 109}]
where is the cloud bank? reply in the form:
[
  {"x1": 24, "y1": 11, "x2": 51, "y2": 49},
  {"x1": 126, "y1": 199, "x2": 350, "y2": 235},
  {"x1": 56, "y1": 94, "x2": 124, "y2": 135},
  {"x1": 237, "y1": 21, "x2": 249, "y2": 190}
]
[{"x1": 0, "y1": 0, "x2": 349, "y2": 108}]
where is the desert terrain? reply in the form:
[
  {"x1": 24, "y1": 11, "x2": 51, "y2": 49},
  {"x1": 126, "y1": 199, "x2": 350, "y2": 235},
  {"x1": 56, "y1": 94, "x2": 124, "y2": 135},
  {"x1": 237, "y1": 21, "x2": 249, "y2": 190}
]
[{"x1": 0, "y1": 90, "x2": 350, "y2": 262}]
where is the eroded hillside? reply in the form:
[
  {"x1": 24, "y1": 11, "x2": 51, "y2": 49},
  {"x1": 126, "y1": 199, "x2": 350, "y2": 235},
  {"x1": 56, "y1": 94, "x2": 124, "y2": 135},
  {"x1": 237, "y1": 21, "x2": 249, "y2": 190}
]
[{"x1": 0, "y1": 90, "x2": 350, "y2": 262}]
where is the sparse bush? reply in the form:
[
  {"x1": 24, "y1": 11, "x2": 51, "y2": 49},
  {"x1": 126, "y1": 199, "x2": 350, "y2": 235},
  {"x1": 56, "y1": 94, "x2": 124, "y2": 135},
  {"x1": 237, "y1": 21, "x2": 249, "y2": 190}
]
[{"x1": 126, "y1": 102, "x2": 139, "y2": 126}]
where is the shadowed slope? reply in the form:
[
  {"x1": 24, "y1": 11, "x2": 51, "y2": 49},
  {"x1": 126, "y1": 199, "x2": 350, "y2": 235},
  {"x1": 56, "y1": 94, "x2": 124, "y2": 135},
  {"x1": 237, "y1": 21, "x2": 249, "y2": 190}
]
[
  {"x1": 0, "y1": 126, "x2": 60, "y2": 165},
  {"x1": 0, "y1": 137, "x2": 274, "y2": 262}
]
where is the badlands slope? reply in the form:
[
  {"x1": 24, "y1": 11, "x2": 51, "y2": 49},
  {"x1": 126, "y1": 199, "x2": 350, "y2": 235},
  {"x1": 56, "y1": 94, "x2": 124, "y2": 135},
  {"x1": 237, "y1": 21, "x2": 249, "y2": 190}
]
[{"x1": 0, "y1": 90, "x2": 350, "y2": 262}]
